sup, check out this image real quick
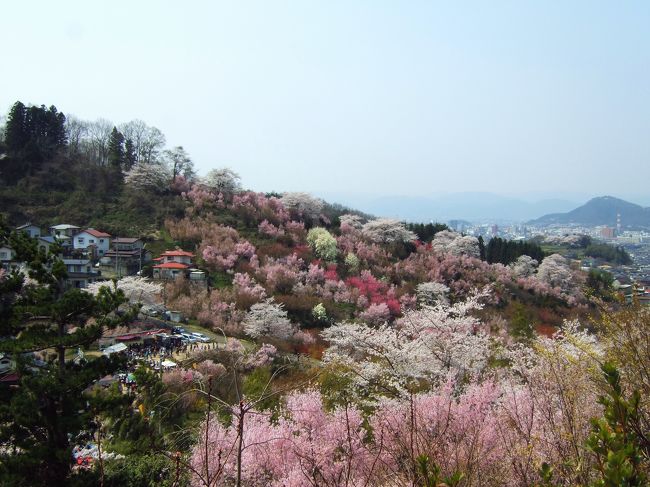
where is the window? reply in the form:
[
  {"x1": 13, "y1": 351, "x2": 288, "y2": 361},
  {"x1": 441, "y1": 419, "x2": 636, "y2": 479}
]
[
  {"x1": 89, "y1": 239, "x2": 95, "y2": 244},
  {"x1": 99, "y1": 239, "x2": 104, "y2": 243},
  {"x1": 0, "y1": 252, "x2": 7, "y2": 259},
  {"x1": 78, "y1": 237, "x2": 84, "y2": 244}
]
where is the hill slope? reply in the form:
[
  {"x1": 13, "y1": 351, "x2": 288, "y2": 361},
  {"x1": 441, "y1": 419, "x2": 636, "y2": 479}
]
[{"x1": 529, "y1": 196, "x2": 650, "y2": 228}]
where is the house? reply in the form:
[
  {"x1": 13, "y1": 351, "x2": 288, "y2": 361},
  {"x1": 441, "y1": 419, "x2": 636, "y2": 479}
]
[
  {"x1": 62, "y1": 258, "x2": 102, "y2": 288},
  {"x1": 157, "y1": 249, "x2": 194, "y2": 265},
  {"x1": 16, "y1": 223, "x2": 41, "y2": 239},
  {"x1": 37, "y1": 235, "x2": 65, "y2": 256},
  {"x1": 152, "y1": 249, "x2": 194, "y2": 280},
  {"x1": 0, "y1": 246, "x2": 15, "y2": 270},
  {"x1": 0, "y1": 354, "x2": 14, "y2": 374},
  {"x1": 100, "y1": 238, "x2": 152, "y2": 277},
  {"x1": 49, "y1": 224, "x2": 80, "y2": 238},
  {"x1": 74, "y1": 229, "x2": 111, "y2": 257}
]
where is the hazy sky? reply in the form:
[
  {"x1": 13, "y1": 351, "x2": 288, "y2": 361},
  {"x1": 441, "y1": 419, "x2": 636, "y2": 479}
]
[{"x1": 1, "y1": 1, "x2": 649, "y2": 200}]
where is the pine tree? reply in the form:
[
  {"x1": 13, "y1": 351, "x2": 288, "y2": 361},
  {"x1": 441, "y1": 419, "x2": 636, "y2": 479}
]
[
  {"x1": 0, "y1": 224, "x2": 138, "y2": 485},
  {"x1": 124, "y1": 138, "x2": 137, "y2": 170},
  {"x1": 4, "y1": 101, "x2": 28, "y2": 152},
  {"x1": 107, "y1": 126, "x2": 125, "y2": 170}
]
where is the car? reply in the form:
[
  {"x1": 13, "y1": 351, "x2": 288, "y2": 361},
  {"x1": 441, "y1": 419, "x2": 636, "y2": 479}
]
[
  {"x1": 171, "y1": 327, "x2": 186, "y2": 335},
  {"x1": 181, "y1": 333, "x2": 198, "y2": 343},
  {"x1": 191, "y1": 332, "x2": 210, "y2": 343}
]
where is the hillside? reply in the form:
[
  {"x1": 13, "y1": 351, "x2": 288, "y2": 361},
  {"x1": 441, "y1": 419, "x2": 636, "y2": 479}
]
[
  {"x1": 530, "y1": 195, "x2": 650, "y2": 228},
  {"x1": 2, "y1": 101, "x2": 635, "y2": 487}
]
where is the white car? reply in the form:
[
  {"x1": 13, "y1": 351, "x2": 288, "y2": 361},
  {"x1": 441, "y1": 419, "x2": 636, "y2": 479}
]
[
  {"x1": 191, "y1": 332, "x2": 210, "y2": 343},
  {"x1": 181, "y1": 333, "x2": 197, "y2": 343}
]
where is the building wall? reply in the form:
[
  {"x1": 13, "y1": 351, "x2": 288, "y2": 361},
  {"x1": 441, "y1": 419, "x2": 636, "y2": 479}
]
[{"x1": 74, "y1": 232, "x2": 111, "y2": 256}]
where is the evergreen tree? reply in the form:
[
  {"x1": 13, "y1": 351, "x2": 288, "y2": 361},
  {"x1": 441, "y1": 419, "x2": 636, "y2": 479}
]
[
  {"x1": 4, "y1": 101, "x2": 28, "y2": 152},
  {"x1": 124, "y1": 138, "x2": 137, "y2": 170},
  {"x1": 107, "y1": 126, "x2": 125, "y2": 170},
  {"x1": 0, "y1": 225, "x2": 138, "y2": 485},
  {"x1": 478, "y1": 235, "x2": 486, "y2": 260}
]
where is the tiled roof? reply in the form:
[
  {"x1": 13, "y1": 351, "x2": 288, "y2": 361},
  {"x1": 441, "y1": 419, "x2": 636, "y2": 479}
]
[
  {"x1": 83, "y1": 228, "x2": 111, "y2": 238},
  {"x1": 161, "y1": 250, "x2": 194, "y2": 257},
  {"x1": 153, "y1": 262, "x2": 190, "y2": 269}
]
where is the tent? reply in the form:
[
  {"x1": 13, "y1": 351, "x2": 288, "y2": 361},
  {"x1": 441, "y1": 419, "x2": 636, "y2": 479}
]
[
  {"x1": 102, "y1": 342, "x2": 128, "y2": 356},
  {"x1": 161, "y1": 360, "x2": 177, "y2": 368}
]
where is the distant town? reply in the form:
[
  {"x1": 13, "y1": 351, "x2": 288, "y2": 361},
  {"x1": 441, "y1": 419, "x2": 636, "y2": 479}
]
[{"x1": 449, "y1": 217, "x2": 650, "y2": 285}]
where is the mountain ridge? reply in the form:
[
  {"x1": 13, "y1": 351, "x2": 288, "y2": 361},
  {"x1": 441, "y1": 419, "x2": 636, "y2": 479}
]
[{"x1": 529, "y1": 195, "x2": 650, "y2": 228}]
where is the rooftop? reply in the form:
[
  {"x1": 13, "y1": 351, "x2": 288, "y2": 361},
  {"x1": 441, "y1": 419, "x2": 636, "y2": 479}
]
[
  {"x1": 82, "y1": 228, "x2": 112, "y2": 238},
  {"x1": 160, "y1": 250, "x2": 194, "y2": 257},
  {"x1": 113, "y1": 237, "x2": 141, "y2": 244},
  {"x1": 153, "y1": 262, "x2": 190, "y2": 269},
  {"x1": 50, "y1": 224, "x2": 80, "y2": 230}
]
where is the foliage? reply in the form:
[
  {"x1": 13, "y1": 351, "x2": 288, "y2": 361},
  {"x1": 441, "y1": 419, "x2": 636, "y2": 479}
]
[
  {"x1": 585, "y1": 242, "x2": 632, "y2": 265},
  {"x1": 103, "y1": 454, "x2": 183, "y2": 487},
  {"x1": 405, "y1": 222, "x2": 449, "y2": 243},
  {"x1": 586, "y1": 363, "x2": 648, "y2": 486},
  {"x1": 0, "y1": 228, "x2": 138, "y2": 485},
  {"x1": 306, "y1": 227, "x2": 338, "y2": 261},
  {"x1": 485, "y1": 236, "x2": 545, "y2": 265}
]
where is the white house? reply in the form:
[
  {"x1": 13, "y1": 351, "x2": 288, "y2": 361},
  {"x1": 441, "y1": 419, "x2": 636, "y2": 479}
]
[
  {"x1": 0, "y1": 246, "x2": 16, "y2": 262},
  {"x1": 49, "y1": 224, "x2": 80, "y2": 238},
  {"x1": 152, "y1": 249, "x2": 195, "y2": 280},
  {"x1": 74, "y1": 229, "x2": 112, "y2": 257}
]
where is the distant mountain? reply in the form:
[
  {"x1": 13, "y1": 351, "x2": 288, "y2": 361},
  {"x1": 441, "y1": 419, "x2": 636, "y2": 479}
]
[
  {"x1": 529, "y1": 196, "x2": 650, "y2": 228},
  {"x1": 318, "y1": 191, "x2": 578, "y2": 222}
]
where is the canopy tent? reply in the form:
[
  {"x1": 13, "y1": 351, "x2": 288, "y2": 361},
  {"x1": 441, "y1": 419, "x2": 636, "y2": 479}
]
[
  {"x1": 102, "y1": 342, "x2": 128, "y2": 356},
  {"x1": 161, "y1": 360, "x2": 177, "y2": 368}
]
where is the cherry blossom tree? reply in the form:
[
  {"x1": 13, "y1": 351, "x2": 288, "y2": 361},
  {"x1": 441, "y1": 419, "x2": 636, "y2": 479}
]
[
  {"x1": 339, "y1": 214, "x2": 364, "y2": 233},
  {"x1": 203, "y1": 167, "x2": 242, "y2": 194},
  {"x1": 415, "y1": 282, "x2": 450, "y2": 306},
  {"x1": 431, "y1": 230, "x2": 480, "y2": 258},
  {"x1": 258, "y1": 220, "x2": 284, "y2": 238},
  {"x1": 189, "y1": 390, "x2": 375, "y2": 487},
  {"x1": 359, "y1": 302, "x2": 391, "y2": 325},
  {"x1": 510, "y1": 254, "x2": 538, "y2": 278},
  {"x1": 85, "y1": 276, "x2": 162, "y2": 306},
  {"x1": 243, "y1": 298, "x2": 295, "y2": 340},
  {"x1": 280, "y1": 192, "x2": 324, "y2": 222},
  {"x1": 322, "y1": 288, "x2": 492, "y2": 399},
  {"x1": 124, "y1": 162, "x2": 172, "y2": 192},
  {"x1": 498, "y1": 321, "x2": 602, "y2": 485},
  {"x1": 361, "y1": 218, "x2": 416, "y2": 244},
  {"x1": 536, "y1": 253, "x2": 573, "y2": 292}
]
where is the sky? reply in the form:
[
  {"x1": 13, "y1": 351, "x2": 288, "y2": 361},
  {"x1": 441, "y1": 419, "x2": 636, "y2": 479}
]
[{"x1": 1, "y1": 1, "x2": 649, "y2": 203}]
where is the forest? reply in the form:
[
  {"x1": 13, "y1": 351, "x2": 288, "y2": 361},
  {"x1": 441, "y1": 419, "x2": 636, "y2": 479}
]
[{"x1": 0, "y1": 101, "x2": 648, "y2": 486}]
